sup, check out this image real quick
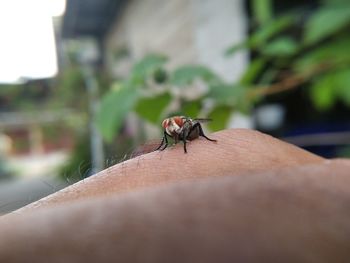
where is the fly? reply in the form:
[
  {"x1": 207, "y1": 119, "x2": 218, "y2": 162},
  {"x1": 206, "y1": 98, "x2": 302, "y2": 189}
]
[{"x1": 156, "y1": 116, "x2": 217, "y2": 153}]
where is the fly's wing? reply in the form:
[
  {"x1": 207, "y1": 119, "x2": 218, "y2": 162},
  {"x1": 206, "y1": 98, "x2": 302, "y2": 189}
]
[{"x1": 193, "y1": 118, "x2": 213, "y2": 123}]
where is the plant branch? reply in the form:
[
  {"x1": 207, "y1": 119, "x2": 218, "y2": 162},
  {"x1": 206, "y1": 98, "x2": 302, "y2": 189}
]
[{"x1": 247, "y1": 63, "x2": 337, "y2": 98}]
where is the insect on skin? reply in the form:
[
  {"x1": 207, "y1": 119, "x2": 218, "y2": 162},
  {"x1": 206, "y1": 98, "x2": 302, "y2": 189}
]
[{"x1": 156, "y1": 116, "x2": 217, "y2": 153}]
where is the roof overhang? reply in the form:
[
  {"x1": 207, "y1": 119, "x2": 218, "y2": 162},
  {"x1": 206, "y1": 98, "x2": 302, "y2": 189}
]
[{"x1": 62, "y1": 0, "x2": 125, "y2": 39}]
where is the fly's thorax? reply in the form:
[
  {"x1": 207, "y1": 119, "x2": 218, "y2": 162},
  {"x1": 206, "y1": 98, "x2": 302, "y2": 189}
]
[
  {"x1": 165, "y1": 117, "x2": 184, "y2": 136},
  {"x1": 181, "y1": 120, "x2": 192, "y2": 134}
]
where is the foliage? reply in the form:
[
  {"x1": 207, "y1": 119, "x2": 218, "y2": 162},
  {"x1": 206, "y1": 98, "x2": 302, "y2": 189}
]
[
  {"x1": 97, "y1": 53, "x2": 244, "y2": 141},
  {"x1": 52, "y1": 66, "x2": 86, "y2": 109},
  {"x1": 226, "y1": 0, "x2": 350, "y2": 111},
  {"x1": 0, "y1": 157, "x2": 15, "y2": 180},
  {"x1": 0, "y1": 82, "x2": 51, "y2": 111},
  {"x1": 0, "y1": 53, "x2": 93, "y2": 179},
  {"x1": 134, "y1": 93, "x2": 172, "y2": 124},
  {"x1": 96, "y1": 83, "x2": 139, "y2": 142},
  {"x1": 170, "y1": 65, "x2": 220, "y2": 86},
  {"x1": 59, "y1": 132, "x2": 92, "y2": 182},
  {"x1": 97, "y1": 0, "x2": 350, "y2": 141}
]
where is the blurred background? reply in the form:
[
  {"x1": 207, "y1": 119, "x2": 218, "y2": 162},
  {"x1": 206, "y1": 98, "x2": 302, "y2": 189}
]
[{"x1": 0, "y1": 0, "x2": 349, "y2": 214}]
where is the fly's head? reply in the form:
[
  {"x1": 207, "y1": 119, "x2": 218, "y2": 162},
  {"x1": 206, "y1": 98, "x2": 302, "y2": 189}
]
[{"x1": 162, "y1": 116, "x2": 187, "y2": 137}]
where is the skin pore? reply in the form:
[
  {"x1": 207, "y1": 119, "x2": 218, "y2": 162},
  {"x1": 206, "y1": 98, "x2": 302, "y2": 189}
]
[{"x1": 1, "y1": 129, "x2": 349, "y2": 262}]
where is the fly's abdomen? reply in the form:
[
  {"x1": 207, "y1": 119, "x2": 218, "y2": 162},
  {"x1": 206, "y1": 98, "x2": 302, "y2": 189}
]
[{"x1": 186, "y1": 126, "x2": 200, "y2": 141}]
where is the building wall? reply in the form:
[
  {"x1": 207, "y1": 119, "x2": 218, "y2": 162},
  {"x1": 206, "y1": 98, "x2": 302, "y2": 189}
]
[
  {"x1": 191, "y1": 0, "x2": 248, "y2": 81},
  {"x1": 105, "y1": 0, "x2": 196, "y2": 73},
  {"x1": 105, "y1": 0, "x2": 248, "y2": 81}
]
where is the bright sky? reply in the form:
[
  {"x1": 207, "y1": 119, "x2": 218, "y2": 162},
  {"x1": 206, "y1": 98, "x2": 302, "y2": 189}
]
[{"x1": 0, "y1": 0, "x2": 66, "y2": 84}]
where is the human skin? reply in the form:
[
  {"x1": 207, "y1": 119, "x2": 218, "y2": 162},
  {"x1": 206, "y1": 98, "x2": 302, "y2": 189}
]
[
  {"x1": 15, "y1": 129, "x2": 323, "y2": 211},
  {"x1": 1, "y1": 129, "x2": 350, "y2": 262}
]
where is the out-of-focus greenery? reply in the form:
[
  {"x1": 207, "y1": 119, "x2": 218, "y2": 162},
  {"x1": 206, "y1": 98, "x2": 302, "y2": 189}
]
[
  {"x1": 0, "y1": 51, "x2": 91, "y2": 179},
  {"x1": 59, "y1": 132, "x2": 91, "y2": 182},
  {"x1": 0, "y1": 157, "x2": 14, "y2": 180},
  {"x1": 227, "y1": 0, "x2": 350, "y2": 110},
  {"x1": 97, "y1": 54, "x2": 240, "y2": 142},
  {"x1": 96, "y1": 0, "x2": 350, "y2": 142},
  {"x1": 0, "y1": 64, "x2": 89, "y2": 144},
  {"x1": 0, "y1": 82, "x2": 50, "y2": 111},
  {"x1": 0, "y1": 57, "x2": 87, "y2": 111}
]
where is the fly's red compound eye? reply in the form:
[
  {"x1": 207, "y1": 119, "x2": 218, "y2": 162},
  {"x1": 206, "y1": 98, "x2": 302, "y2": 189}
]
[
  {"x1": 162, "y1": 118, "x2": 170, "y2": 129},
  {"x1": 173, "y1": 116, "x2": 184, "y2": 127}
]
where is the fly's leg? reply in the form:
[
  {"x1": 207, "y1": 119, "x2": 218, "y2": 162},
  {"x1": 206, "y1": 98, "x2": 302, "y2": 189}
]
[
  {"x1": 155, "y1": 136, "x2": 165, "y2": 151},
  {"x1": 194, "y1": 123, "x2": 217, "y2": 142},
  {"x1": 161, "y1": 132, "x2": 169, "y2": 150},
  {"x1": 156, "y1": 131, "x2": 169, "y2": 151},
  {"x1": 182, "y1": 137, "x2": 187, "y2": 153},
  {"x1": 173, "y1": 134, "x2": 179, "y2": 145},
  {"x1": 180, "y1": 128, "x2": 189, "y2": 153}
]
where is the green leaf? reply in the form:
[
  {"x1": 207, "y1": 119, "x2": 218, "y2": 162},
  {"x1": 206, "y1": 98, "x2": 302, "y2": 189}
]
[
  {"x1": 252, "y1": 15, "x2": 294, "y2": 45},
  {"x1": 261, "y1": 37, "x2": 298, "y2": 57},
  {"x1": 170, "y1": 65, "x2": 220, "y2": 86},
  {"x1": 252, "y1": 0, "x2": 273, "y2": 25},
  {"x1": 240, "y1": 58, "x2": 267, "y2": 85},
  {"x1": 96, "y1": 83, "x2": 139, "y2": 142},
  {"x1": 134, "y1": 92, "x2": 172, "y2": 124},
  {"x1": 208, "y1": 84, "x2": 246, "y2": 106},
  {"x1": 304, "y1": 6, "x2": 350, "y2": 45},
  {"x1": 131, "y1": 54, "x2": 167, "y2": 80},
  {"x1": 329, "y1": 69, "x2": 350, "y2": 106},
  {"x1": 294, "y1": 37, "x2": 350, "y2": 72},
  {"x1": 225, "y1": 41, "x2": 250, "y2": 56},
  {"x1": 309, "y1": 76, "x2": 337, "y2": 111},
  {"x1": 153, "y1": 68, "x2": 168, "y2": 84},
  {"x1": 336, "y1": 79, "x2": 350, "y2": 106},
  {"x1": 207, "y1": 106, "x2": 232, "y2": 131},
  {"x1": 309, "y1": 69, "x2": 350, "y2": 109},
  {"x1": 258, "y1": 68, "x2": 278, "y2": 85},
  {"x1": 225, "y1": 15, "x2": 294, "y2": 55},
  {"x1": 181, "y1": 100, "x2": 202, "y2": 117}
]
